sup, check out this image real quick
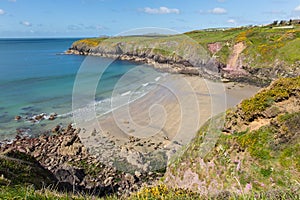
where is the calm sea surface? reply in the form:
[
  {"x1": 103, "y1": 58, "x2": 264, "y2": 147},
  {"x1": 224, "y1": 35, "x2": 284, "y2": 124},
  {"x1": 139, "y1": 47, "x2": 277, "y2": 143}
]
[{"x1": 0, "y1": 38, "x2": 162, "y2": 139}]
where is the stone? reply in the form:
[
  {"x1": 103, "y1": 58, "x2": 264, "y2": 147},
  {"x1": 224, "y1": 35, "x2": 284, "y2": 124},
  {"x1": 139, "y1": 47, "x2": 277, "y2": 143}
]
[
  {"x1": 34, "y1": 114, "x2": 45, "y2": 121},
  {"x1": 54, "y1": 166, "x2": 85, "y2": 185},
  {"x1": 134, "y1": 171, "x2": 142, "y2": 178},
  {"x1": 32, "y1": 150, "x2": 42, "y2": 158},
  {"x1": 124, "y1": 173, "x2": 135, "y2": 183},
  {"x1": 15, "y1": 115, "x2": 21, "y2": 121},
  {"x1": 104, "y1": 177, "x2": 114, "y2": 185},
  {"x1": 52, "y1": 125, "x2": 60, "y2": 133},
  {"x1": 48, "y1": 114, "x2": 56, "y2": 120}
]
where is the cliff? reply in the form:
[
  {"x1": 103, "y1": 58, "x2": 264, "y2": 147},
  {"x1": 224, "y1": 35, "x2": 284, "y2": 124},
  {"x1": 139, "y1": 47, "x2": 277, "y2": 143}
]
[
  {"x1": 67, "y1": 25, "x2": 300, "y2": 86},
  {"x1": 66, "y1": 35, "x2": 220, "y2": 80},
  {"x1": 164, "y1": 76, "x2": 300, "y2": 196}
]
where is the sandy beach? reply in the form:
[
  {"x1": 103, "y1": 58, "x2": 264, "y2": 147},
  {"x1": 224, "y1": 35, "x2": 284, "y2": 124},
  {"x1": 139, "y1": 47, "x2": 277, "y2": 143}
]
[{"x1": 76, "y1": 74, "x2": 260, "y2": 171}]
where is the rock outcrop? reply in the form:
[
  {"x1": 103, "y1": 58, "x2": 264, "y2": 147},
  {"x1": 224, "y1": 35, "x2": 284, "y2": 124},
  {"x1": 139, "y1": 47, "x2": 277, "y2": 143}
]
[
  {"x1": 0, "y1": 124, "x2": 163, "y2": 197},
  {"x1": 66, "y1": 36, "x2": 222, "y2": 81}
]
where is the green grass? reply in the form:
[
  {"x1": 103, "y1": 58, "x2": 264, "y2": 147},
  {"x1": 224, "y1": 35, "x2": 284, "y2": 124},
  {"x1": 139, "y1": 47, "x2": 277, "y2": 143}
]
[
  {"x1": 236, "y1": 127, "x2": 273, "y2": 160},
  {"x1": 278, "y1": 37, "x2": 300, "y2": 63},
  {"x1": 72, "y1": 24, "x2": 300, "y2": 75},
  {"x1": 1, "y1": 184, "x2": 299, "y2": 200},
  {"x1": 0, "y1": 151, "x2": 56, "y2": 188},
  {"x1": 0, "y1": 185, "x2": 78, "y2": 200},
  {"x1": 128, "y1": 184, "x2": 300, "y2": 200}
]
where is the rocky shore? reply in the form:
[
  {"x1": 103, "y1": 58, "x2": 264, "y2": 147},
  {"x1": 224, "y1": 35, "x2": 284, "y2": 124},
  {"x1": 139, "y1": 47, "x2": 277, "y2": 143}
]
[
  {"x1": 0, "y1": 124, "x2": 164, "y2": 197},
  {"x1": 65, "y1": 27, "x2": 300, "y2": 87},
  {"x1": 67, "y1": 46, "x2": 283, "y2": 87},
  {"x1": 66, "y1": 48, "x2": 204, "y2": 73}
]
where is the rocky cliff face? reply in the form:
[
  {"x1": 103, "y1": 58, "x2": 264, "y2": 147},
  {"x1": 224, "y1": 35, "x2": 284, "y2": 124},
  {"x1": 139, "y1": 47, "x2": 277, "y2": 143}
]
[
  {"x1": 164, "y1": 76, "x2": 300, "y2": 196},
  {"x1": 66, "y1": 36, "x2": 222, "y2": 81},
  {"x1": 67, "y1": 26, "x2": 300, "y2": 86}
]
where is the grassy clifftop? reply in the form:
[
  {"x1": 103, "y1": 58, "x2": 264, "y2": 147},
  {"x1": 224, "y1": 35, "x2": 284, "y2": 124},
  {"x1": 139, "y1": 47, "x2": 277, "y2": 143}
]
[
  {"x1": 69, "y1": 24, "x2": 300, "y2": 84},
  {"x1": 164, "y1": 76, "x2": 300, "y2": 197},
  {"x1": 186, "y1": 26, "x2": 300, "y2": 65}
]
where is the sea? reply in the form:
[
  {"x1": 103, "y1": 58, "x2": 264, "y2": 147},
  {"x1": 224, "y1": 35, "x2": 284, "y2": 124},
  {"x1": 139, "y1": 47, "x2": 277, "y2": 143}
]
[{"x1": 0, "y1": 38, "x2": 164, "y2": 140}]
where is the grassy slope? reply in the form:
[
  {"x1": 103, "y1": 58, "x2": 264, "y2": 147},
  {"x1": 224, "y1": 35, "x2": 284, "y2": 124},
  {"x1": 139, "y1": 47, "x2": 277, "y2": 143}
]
[
  {"x1": 165, "y1": 76, "x2": 300, "y2": 197},
  {"x1": 73, "y1": 25, "x2": 300, "y2": 72},
  {"x1": 0, "y1": 150, "x2": 113, "y2": 200},
  {"x1": 0, "y1": 150, "x2": 56, "y2": 188},
  {"x1": 1, "y1": 77, "x2": 299, "y2": 198},
  {"x1": 187, "y1": 26, "x2": 300, "y2": 67}
]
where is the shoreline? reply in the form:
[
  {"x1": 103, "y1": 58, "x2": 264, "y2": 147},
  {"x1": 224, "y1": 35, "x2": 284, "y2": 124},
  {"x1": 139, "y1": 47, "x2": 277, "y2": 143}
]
[
  {"x1": 65, "y1": 49, "x2": 207, "y2": 75},
  {"x1": 65, "y1": 49, "x2": 271, "y2": 87},
  {"x1": 0, "y1": 72, "x2": 261, "y2": 197},
  {"x1": 75, "y1": 74, "x2": 260, "y2": 172}
]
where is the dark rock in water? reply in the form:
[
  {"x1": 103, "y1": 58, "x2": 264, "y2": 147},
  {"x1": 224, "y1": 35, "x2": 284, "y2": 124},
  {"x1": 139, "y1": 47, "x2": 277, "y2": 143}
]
[
  {"x1": 48, "y1": 113, "x2": 57, "y2": 120},
  {"x1": 52, "y1": 125, "x2": 61, "y2": 133},
  {"x1": 34, "y1": 113, "x2": 45, "y2": 121},
  {"x1": 15, "y1": 115, "x2": 22, "y2": 121}
]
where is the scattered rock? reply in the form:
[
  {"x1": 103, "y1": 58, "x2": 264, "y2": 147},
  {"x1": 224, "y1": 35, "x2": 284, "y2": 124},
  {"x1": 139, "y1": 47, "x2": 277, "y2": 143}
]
[
  {"x1": 52, "y1": 125, "x2": 60, "y2": 133},
  {"x1": 0, "y1": 124, "x2": 164, "y2": 198},
  {"x1": 34, "y1": 114, "x2": 45, "y2": 121},
  {"x1": 15, "y1": 115, "x2": 21, "y2": 121},
  {"x1": 134, "y1": 171, "x2": 141, "y2": 178},
  {"x1": 48, "y1": 114, "x2": 57, "y2": 120},
  {"x1": 55, "y1": 165, "x2": 85, "y2": 185}
]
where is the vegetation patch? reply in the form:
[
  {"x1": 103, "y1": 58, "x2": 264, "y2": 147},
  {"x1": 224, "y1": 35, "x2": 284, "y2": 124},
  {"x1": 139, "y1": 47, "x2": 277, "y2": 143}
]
[
  {"x1": 240, "y1": 76, "x2": 300, "y2": 121},
  {"x1": 0, "y1": 150, "x2": 56, "y2": 188},
  {"x1": 73, "y1": 38, "x2": 107, "y2": 47},
  {"x1": 166, "y1": 76, "x2": 300, "y2": 194}
]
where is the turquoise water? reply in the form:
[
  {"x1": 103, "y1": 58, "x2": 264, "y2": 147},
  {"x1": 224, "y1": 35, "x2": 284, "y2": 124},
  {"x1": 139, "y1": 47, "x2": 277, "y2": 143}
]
[{"x1": 0, "y1": 38, "x2": 160, "y2": 139}]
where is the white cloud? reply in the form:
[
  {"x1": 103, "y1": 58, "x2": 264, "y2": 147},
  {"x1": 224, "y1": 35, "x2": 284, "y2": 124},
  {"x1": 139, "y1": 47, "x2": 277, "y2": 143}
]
[
  {"x1": 210, "y1": 7, "x2": 227, "y2": 14},
  {"x1": 143, "y1": 7, "x2": 180, "y2": 14},
  {"x1": 0, "y1": 9, "x2": 5, "y2": 15},
  {"x1": 20, "y1": 21, "x2": 32, "y2": 27},
  {"x1": 294, "y1": 5, "x2": 300, "y2": 12},
  {"x1": 227, "y1": 19, "x2": 236, "y2": 24}
]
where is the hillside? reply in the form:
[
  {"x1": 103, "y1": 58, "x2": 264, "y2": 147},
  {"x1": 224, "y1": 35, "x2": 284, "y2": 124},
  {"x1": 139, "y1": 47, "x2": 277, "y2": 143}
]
[
  {"x1": 0, "y1": 76, "x2": 300, "y2": 199},
  {"x1": 1, "y1": 24, "x2": 300, "y2": 199},
  {"x1": 67, "y1": 24, "x2": 300, "y2": 86},
  {"x1": 164, "y1": 76, "x2": 300, "y2": 197},
  {"x1": 1, "y1": 77, "x2": 298, "y2": 199}
]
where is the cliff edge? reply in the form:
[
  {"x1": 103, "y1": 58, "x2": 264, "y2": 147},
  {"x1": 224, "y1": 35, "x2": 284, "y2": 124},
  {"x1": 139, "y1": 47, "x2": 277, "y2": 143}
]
[
  {"x1": 164, "y1": 76, "x2": 300, "y2": 196},
  {"x1": 67, "y1": 25, "x2": 300, "y2": 86}
]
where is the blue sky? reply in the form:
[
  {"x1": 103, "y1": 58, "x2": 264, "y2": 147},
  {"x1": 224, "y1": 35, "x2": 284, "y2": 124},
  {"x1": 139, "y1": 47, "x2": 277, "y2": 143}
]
[{"x1": 0, "y1": 0, "x2": 300, "y2": 37}]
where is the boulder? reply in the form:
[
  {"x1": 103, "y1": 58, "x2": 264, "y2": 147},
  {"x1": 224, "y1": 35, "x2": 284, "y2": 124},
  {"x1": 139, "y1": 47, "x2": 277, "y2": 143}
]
[
  {"x1": 15, "y1": 115, "x2": 21, "y2": 121},
  {"x1": 54, "y1": 165, "x2": 85, "y2": 185}
]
